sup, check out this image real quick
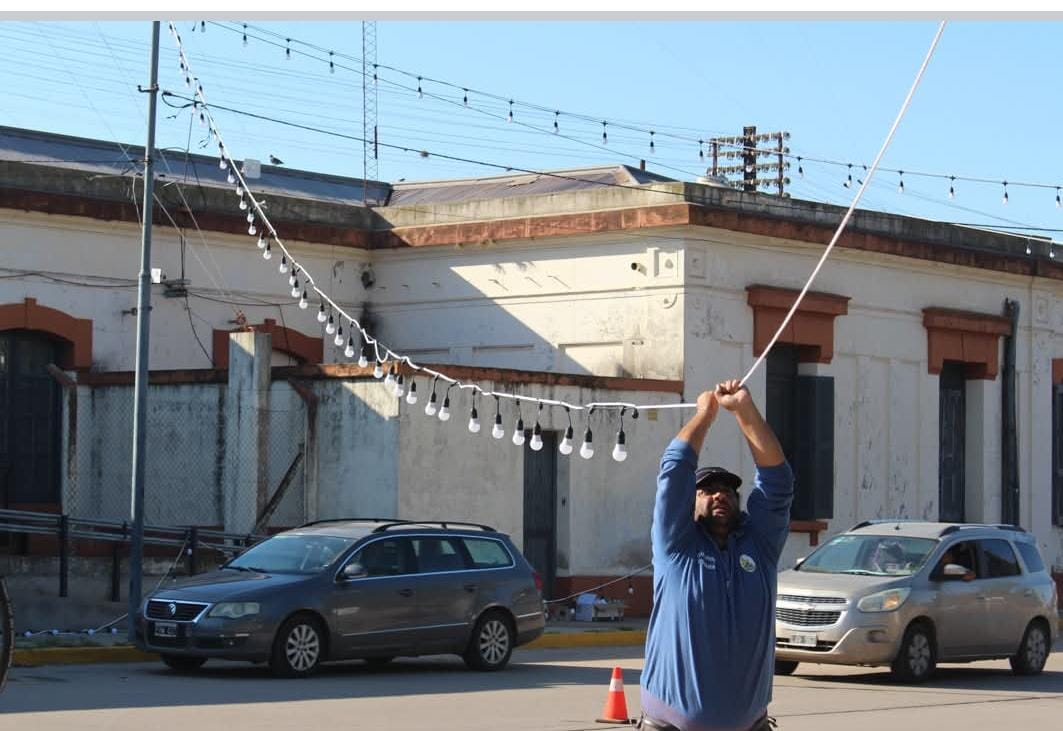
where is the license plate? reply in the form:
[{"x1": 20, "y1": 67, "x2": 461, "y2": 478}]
[
  {"x1": 154, "y1": 621, "x2": 178, "y2": 638},
  {"x1": 790, "y1": 633, "x2": 817, "y2": 647}
]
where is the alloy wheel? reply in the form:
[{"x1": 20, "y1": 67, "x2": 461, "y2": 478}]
[
  {"x1": 285, "y1": 623, "x2": 321, "y2": 672},
  {"x1": 478, "y1": 619, "x2": 510, "y2": 665},
  {"x1": 906, "y1": 631, "x2": 931, "y2": 677},
  {"x1": 1024, "y1": 626, "x2": 1047, "y2": 670}
]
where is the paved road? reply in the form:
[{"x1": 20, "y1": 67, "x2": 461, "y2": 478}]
[{"x1": 1, "y1": 648, "x2": 1061, "y2": 730}]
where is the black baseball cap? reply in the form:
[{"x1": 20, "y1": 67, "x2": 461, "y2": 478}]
[{"x1": 694, "y1": 466, "x2": 742, "y2": 492}]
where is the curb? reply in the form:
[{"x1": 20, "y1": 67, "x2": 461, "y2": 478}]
[
  {"x1": 526, "y1": 630, "x2": 646, "y2": 649},
  {"x1": 12, "y1": 629, "x2": 647, "y2": 666},
  {"x1": 13, "y1": 646, "x2": 157, "y2": 667}
]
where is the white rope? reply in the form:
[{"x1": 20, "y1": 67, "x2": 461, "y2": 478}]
[{"x1": 739, "y1": 21, "x2": 947, "y2": 388}]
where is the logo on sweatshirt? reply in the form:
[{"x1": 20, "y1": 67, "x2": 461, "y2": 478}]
[
  {"x1": 739, "y1": 554, "x2": 757, "y2": 573},
  {"x1": 696, "y1": 551, "x2": 717, "y2": 571}
]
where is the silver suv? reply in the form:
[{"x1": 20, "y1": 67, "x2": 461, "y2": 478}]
[
  {"x1": 774, "y1": 521, "x2": 1058, "y2": 682},
  {"x1": 134, "y1": 520, "x2": 545, "y2": 677}
]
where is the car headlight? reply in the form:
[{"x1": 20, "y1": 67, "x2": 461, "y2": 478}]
[
  {"x1": 857, "y1": 588, "x2": 910, "y2": 613},
  {"x1": 208, "y1": 602, "x2": 261, "y2": 619}
]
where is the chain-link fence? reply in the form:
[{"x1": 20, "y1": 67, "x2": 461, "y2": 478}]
[{"x1": 62, "y1": 380, "x2": 307, "y2": 531}]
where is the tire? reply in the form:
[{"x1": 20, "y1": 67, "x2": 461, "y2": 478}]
[
  {"x1": 1009, "y1": 621, "x2": 1049, "y2": 676},
  {"x1": 161, "y1": 654, "x2": 206, "y2": 672},
  {"x1": 364, "y1": 656, "x2": 394, "y2": 670},
  {"x1": 270, "y1": 613, "x2": 326, "y2": 678},
  {"x1": 774, "y1": 659, "x2": 799, "y2": 676},
  {"x1": 890, "y1": 622, "x2": 936, "y2": 683},
  {"x1": 463, "y1": 610, "x2": 514, "y2": 671}
]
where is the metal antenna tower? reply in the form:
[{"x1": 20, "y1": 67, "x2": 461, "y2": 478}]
[{"x1": 361, "y1": 21, "x2": 378, "y2": 187}]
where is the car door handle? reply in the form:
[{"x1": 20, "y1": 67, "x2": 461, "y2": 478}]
[
  {"x1": 397, "y1": 588, "x2": 414, "y2": 597},
  {"x1": 463, "y1": 583, "x2": 478, "y2": 593},
  {"x1": 976, "y1": 594, "x2": 989, "y2": 601},
  {"x1": 1023, "y1": 589, "x2": 1035, "y2": 598}
]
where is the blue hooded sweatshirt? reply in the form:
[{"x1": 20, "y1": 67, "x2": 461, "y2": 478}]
[{"x1": 640, "y1": 438, "x2": 794, "y2": 731}]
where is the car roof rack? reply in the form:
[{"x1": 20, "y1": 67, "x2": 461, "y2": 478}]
[
  {"x1": 298, "y1": 518, "x2": 399, "y2": 528},
  {"x1": 939, "y1": 523, "x2": 1026, "y2": 537},
  {"x1": 849, "y1": 519, "x2": 922, "y2": 531},
  {"x1": 371, "y1": 520, "x2": 496, "y2": 533}
]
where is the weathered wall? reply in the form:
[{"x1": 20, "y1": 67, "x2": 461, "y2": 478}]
[{"x1": 366, "y1": 235, "x2": 685, "y2": 379}]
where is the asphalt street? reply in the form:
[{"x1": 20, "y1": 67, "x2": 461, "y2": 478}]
[{"x1": 1, "y1": 647, "x2": 1061, "y2": 731}]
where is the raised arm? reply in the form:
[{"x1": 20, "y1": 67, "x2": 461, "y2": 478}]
[
  {"x1": 716, "y1": 380, "x2": 793, "y2": 561},
  {"x1": 652, "y1": 391, "x2": 717, "y2": 558}
]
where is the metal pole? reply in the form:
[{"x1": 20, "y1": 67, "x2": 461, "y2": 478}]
[{"x1": 128, "y1": 20, "x2": 160, "y2": 645}]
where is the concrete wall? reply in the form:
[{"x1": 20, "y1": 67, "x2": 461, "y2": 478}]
[
  {"x1": 366, "y1": 234, "x2": 685, "y2": 379},
  {"x1": 0, "y1": 209, "x2": 368, "y2": 371}
]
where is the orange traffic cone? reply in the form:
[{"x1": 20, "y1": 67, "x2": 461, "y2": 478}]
[{"x1": 596, "y1": 666, "x2": 632, "y2": 725}]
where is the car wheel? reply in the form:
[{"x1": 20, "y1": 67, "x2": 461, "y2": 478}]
[
  {"x1": 463, "y1": 610, "x2": 514, "y2": 671},
  {"x1": 364, "y1": 656, "x2": 394, "y2": 670},
  {"x1": 1009, "y1": 621, "x2": 1049, "y2": 676},
  {"x1": 161, "y1": 654, "x2": 206, "y2": 672},
  {"x1": 890, "y1": 622, "x2": 935, "y2": 683},
  {"x1": 270, "y1": 613, "x2": 326, "y2": 678},
  {"x1": 774, "y1": 659, "x2": 799, "y2": 675}
]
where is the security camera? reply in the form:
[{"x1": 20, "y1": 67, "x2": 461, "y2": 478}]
[{"x1": 630, "y1": 261, "x2": 646, "y2": 273}]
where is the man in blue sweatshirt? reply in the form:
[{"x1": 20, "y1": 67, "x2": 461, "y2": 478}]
[{"x1": 639, "y1": 379, "x2": 794, "y2": 731}]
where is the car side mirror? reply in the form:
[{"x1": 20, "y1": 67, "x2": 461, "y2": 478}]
[
  {"x1": 942, "y1": 563, "x2": 969, "y2": 578},
  {"x1": 338, "y1": 561, "x2": 367, "y2": 581}
]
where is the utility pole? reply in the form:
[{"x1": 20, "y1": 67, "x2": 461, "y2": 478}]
[
  {"x1": 128, "y1": 20, "x2": 160, "y2": 644},
  {"x1": 709, "y1": 125, "x2": 792, "y2": 196}
]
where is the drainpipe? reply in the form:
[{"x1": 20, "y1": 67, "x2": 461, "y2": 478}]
[{"x1": 1001, "y1": 299, "x2": 1020, "y2": 526}]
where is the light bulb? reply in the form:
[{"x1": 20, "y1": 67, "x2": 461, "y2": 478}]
[
  {"x1": 612, "y1": 429, "x2": 628, "y2": 462},
  {"x1": 288, "y1": 272, "x2": 297, "y2": 287},
  {"x1": 512, "y1": 418, "x2": 525, "y2": 446},
  {"x1": 257, "y1": 234, "x2": 267, "y2": 250},
  {"x1": 425, "y1": 391, "x2": 438, "y2": 416},
  {"x1": 246, "y1": 210, "x2": 255, "y2": 223},
  {"x1": 291, "y1": 284, "x2": 301, "y2": 298},
  {"x1": 357, "y1": 348, "x2": 368, "y2": 368},
  {"x1": 279, "y1": 257, "x2": 289, "y2": 274},
  {"x1": 468, "y1": 407, "x2": 481, "y2": 433},
  {"x1": 239, "y1": 199, "x2": 248, "y2": 211},
  {"x1": 373, "y1": 361, "x2": 383, "y2": 379},
  {"x1": 530, "y1": 424, "x2": 543, "y2": 451},
  {"x1": 558, "y1": 425, "x2": 574, "y2": 455},
  {"x1": 579, "y1": 428, "x2": 595, "y2": 459},
  {"x1": 220, "y1": 157, "x2": 228, "y2": 171},
  {"x1": 325, "y1": 314, "x2": 336, "y2": 335},
  {"x1": 248, "y1": 223, "x2": 256, "y2": 236},
  {"x1": 317, "y1": 305, "x2": 327, "y2": 323},
  {"x1": 384, "y1": 369, "x2": 395, "y2": 388},
  {"x1": 262, "y1": 244, "x2": 272, "y2": 260},
  {"x1": 298, "y1": 292, "x2": 308, "y2": 309},
  {"x1": 334, "y1": 327, "x2": 344, "y2": 348},
  {"x1": 438, "y1": 396, "x2": 451, "y2": 421},
  {"x1": 394, "y1": 374, "x2": 406, "y2": 398},
  {"x1": 405, "y1": 381, "x2": 418, "y2": 405},
  {"x1": 344, "y1": 336, "x2": 355, "y2": 358},
  {"x1": 491, "y1": 413, "x2": 505, "y2": 439}
]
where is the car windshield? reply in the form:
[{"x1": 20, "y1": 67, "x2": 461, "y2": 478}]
[
  {"x1": 796, "y1": 534, "x2": 937, "y2": 576},
  {"x1": 226, "y1": 534, "x2": 357, "y2": 574}
]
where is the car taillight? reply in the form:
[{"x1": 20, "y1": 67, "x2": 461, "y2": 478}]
[{"x1": 533, "y1": 571, "x2": 543, "y2": 593}]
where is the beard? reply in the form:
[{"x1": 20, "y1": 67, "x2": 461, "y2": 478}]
[{"x1": 697, "y1": 509, "x2": 738, "y2": 532}]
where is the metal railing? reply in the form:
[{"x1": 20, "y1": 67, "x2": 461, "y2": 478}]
[{"x1": 0, "y1": 509, "x2": 263, "y2": 599}]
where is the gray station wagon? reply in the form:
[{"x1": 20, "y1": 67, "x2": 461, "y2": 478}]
[
  {"x1": 774, "y1": 521, "x2": 1058, "y2": 682},
  {"x1": 134, "y1": 519, "x2": 546, "y2": 677}
]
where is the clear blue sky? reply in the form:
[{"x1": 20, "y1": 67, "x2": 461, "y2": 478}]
[{"x1": 2, "y1": 19, "x2": 1061, "y2": 244}]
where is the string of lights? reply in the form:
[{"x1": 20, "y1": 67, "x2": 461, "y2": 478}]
[
  {"x1": 199, "y1": 20, "x2": 1063, "y2": 206},
  {"x1": 169, "y1": 22, "x2": 702, "y2": 464}
]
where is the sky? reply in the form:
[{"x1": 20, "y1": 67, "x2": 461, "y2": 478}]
[{"x1": 1, "y1": 18, "x2": 1062, "y2": 247}]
